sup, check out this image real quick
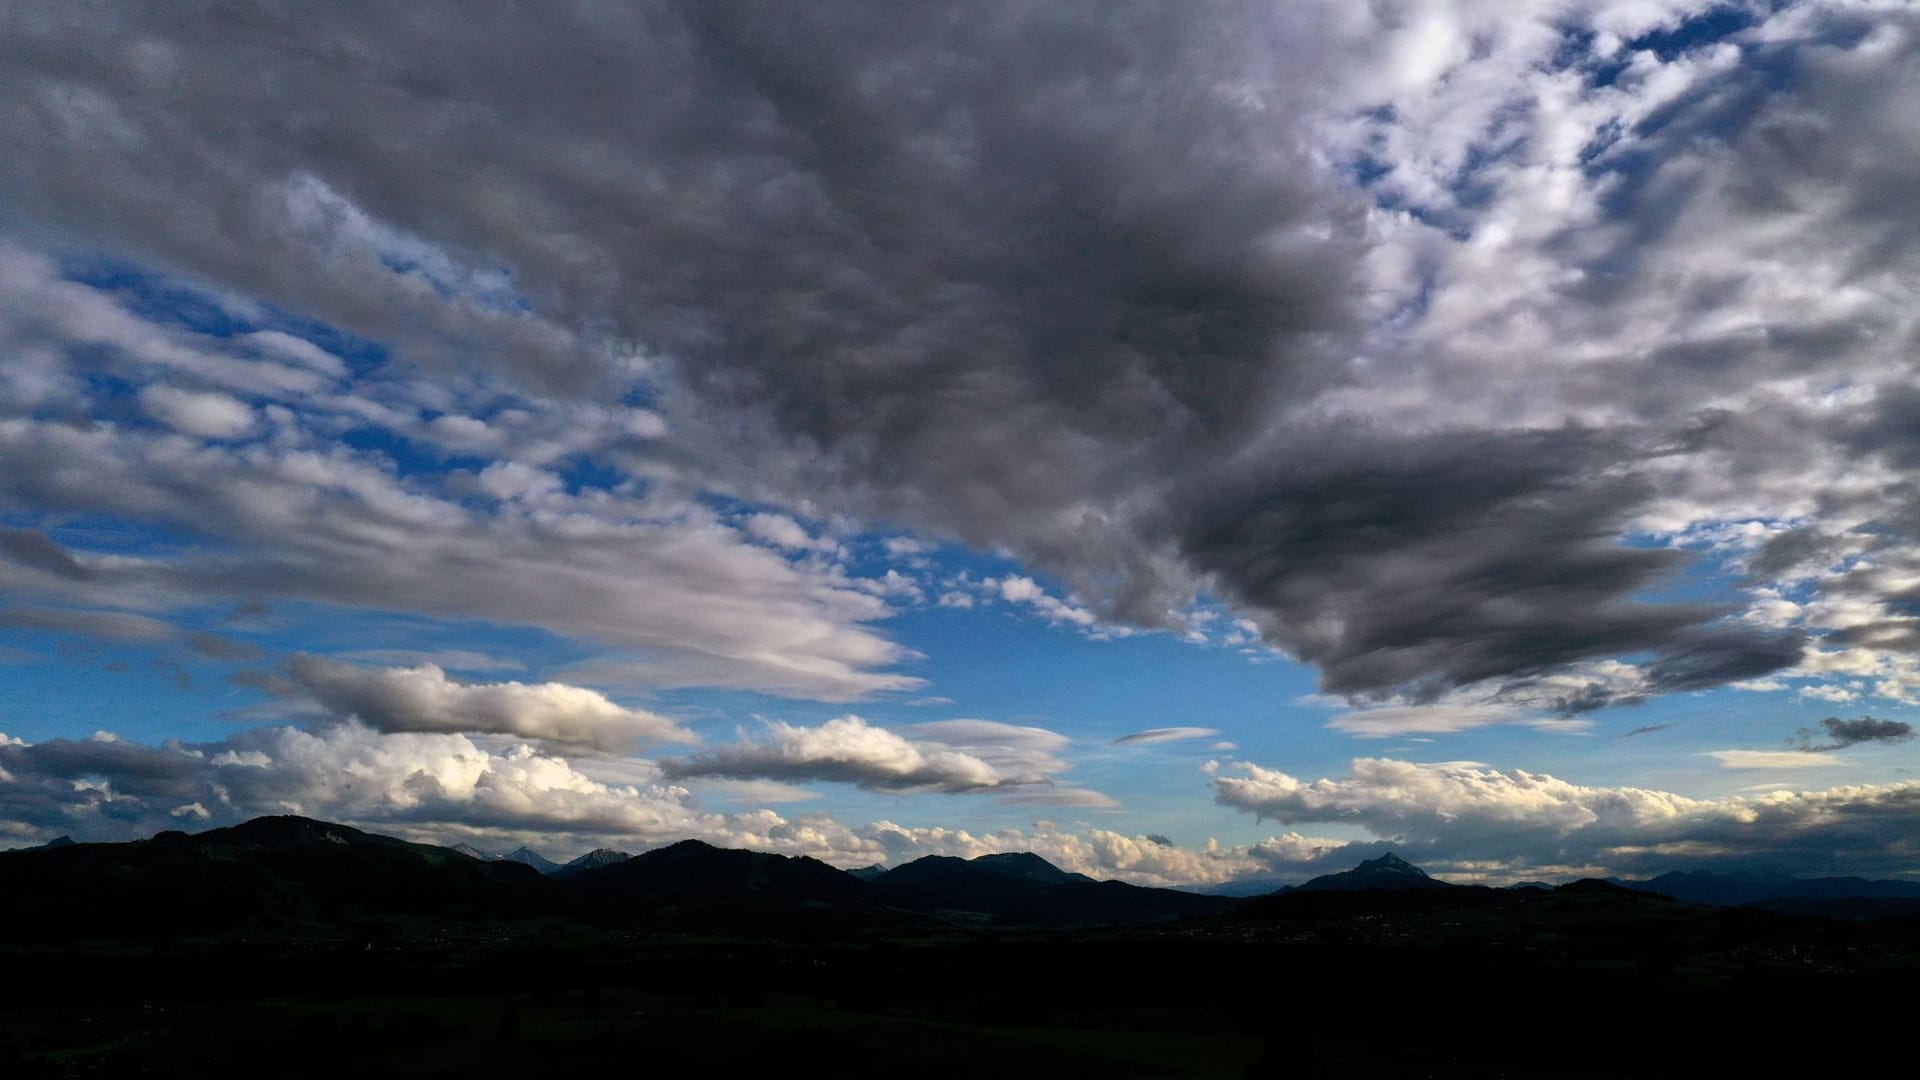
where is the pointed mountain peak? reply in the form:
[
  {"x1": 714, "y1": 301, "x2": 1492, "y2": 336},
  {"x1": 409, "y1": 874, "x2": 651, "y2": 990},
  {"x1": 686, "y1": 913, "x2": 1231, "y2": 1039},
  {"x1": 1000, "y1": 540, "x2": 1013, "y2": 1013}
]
[
  {"x1": 1295, "y1": 851, "x2": 1450, "y2": 892},
  {"x1": 501, "y1": 846, "x2": 561, "y2": 874},
  {"x1": 548, "y1": 847, "x2": 632, "y2": 880},
  {"x1": 651, "y1": 838, "x2": 722, "y2": 856},
  {"x1": 1354, "y1": 852, "x2": 1427, "y2": 876}
]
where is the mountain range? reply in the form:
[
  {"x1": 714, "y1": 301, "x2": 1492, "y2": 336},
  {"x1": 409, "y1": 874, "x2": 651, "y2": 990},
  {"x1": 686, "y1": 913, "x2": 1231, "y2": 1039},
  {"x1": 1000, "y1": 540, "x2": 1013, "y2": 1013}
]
[
  {"x1": 4, "y1": 816, "x2": 1918, "y2": 943},
  {"x1": 447, "y1": 842, "x2": 632, "y2": 880}
]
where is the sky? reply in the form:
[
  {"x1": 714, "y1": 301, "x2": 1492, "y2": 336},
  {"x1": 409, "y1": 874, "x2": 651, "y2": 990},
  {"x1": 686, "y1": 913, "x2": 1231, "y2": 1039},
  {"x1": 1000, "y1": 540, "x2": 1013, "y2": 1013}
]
[{"x1": 2, "y1": 0, "x2": 1918, "y2": 886}]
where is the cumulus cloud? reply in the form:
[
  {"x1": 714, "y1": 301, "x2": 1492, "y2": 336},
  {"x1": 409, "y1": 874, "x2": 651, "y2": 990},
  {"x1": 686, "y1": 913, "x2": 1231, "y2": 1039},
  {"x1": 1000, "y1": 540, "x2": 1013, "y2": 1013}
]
[
  {"x1": 0, "y1": 723, "x2": 1281, "y2": 884},
  {"x1": 270, "y1": 654, "x2": 696, "y2": 753},
  {"x1": 1215, "y1": 755, "x2": 1920, "y2": 877},
  {"x1": 659, "y1": 714, "x2": 1073, "y2": 795},
  {"x1": 1705, "y1": 750, "x2": 1842, "y2": 770},
  {"x1": 0, "y1": 722, "x2": 728, "y2": 852}
]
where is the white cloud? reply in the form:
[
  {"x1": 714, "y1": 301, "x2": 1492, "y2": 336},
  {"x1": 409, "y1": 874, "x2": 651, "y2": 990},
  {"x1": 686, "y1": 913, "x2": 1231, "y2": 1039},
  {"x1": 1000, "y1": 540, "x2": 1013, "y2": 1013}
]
[
  {"x1": 277, "y1": 654, "x2": 696, "y2": 753},
  {"x1": 1326, "y1": 703, "x2": 1593, "y2": 738},
  {"x1": 744, "y1": 512, "x2": 830, "y2": 552},
  {"x1": 988, "y1": 575, "x2": 1105, "y2": 631},
  {"x1": 1795, "y1": 684, "x2": 1858, "y2": 704},
  {"x1": 338, "y1": 649, "x2": 527, "y2": 673},
  {"x1": 1215, "y1": 755, "x2": 1920, "y2": 877},
  {"x1": 243, "y1": 330, "x2": 348, "y2": 378},
  {"x1": 139, "y1": 385, "x2": 257, "y2": 439},
  {"x1": 0, "y1": 410, "x2": 922, "y2": 702},
  {"x1": 0, "y1": 723, "x2": 1302, "y2": 883},
  {"x1": 475, "y1": 460, "x2": 561, "y2": 502},
  {"x1": 659, "y1": 714, "x2": 1056, "y2": 794},
  {"x1": 1705, "y1": 750, "x2": 1844, "y2": 770}
]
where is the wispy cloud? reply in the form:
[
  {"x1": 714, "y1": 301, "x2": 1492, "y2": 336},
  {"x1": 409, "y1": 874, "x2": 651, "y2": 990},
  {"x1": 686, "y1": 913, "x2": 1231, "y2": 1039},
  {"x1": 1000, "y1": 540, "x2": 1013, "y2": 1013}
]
[{"x1": 1114, "y1": 727, "x2": 1222, "y2": 746}]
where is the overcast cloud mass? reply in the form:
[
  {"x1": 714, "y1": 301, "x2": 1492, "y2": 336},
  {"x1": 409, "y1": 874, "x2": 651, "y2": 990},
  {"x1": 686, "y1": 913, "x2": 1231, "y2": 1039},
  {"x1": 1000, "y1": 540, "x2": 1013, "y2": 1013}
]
[{"x1": 2, "y1": 1, "x2": 1919, "y2": 883}]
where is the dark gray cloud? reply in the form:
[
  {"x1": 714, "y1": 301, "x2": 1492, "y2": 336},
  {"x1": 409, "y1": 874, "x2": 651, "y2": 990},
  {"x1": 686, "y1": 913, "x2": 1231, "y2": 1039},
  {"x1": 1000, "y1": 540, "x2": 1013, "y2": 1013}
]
[
  {"x1": 1175, "y1": 425, "x2": 1803, "y2": 702},
  {"x1": 0, "y1": 527, "x2": 92, "y2": 581},
  {"x1": 4, "y1": 1, "x2": 1910, "y2": 711},
  {"x1": 1745, "y1": 527, "x2": 1842, "y2": 582},
  {"x1": 1794, "y1": 716, "x2": 1915, "y2": 753}
]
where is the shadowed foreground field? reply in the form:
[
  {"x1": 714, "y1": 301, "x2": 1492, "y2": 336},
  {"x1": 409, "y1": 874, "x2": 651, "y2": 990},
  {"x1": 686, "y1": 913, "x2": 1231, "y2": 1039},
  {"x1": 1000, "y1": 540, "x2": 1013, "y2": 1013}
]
[{"x1": 3, "y1": 921, "x2": 1915, "y2": 1079}]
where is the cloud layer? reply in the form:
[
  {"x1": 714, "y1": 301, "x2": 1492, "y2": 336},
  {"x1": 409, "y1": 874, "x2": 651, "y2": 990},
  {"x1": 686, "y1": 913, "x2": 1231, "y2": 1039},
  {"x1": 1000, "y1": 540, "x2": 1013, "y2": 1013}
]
[
  {"x1": 6, "y1": 3, "x2": 1910, "y2": 710},
  {"x1": 0, "y1": 723, "x2": 1260, "y2": 886},
  {"x1": 1215, "y1": 755, "x2": 1920, "y2": 878}
]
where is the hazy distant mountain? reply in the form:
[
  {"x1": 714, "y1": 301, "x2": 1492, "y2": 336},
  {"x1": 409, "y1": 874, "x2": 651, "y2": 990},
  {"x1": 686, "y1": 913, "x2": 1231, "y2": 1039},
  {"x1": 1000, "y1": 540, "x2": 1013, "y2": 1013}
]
[
  {"x1": 448, "y1": 842, "x2": 492, "y2": 860},
  {"x1": 846, "y1": 863, "x2": 889, "y2": 882},
  {"x1": 1610, "y1": 868, "x2": 1920, "y2": 914},
  {"x1": 1186, "y1": 876, "x2": 1295, "y2": 898},
  {"x1": 550, "y1": 847, "x2": 631, "y2": 880},
  {"x1": 1294, "y1": 853, "x2": 1452, "y2": 892},
  {"x1": 0, "y1": 815, "x2": 549, "y2": 941},
  {"x1": 501, "y1": 846, "x2": 562, "y2": 875},
  {"x1": 4, "y1": 835, "x2": 74, "y2": 853}
]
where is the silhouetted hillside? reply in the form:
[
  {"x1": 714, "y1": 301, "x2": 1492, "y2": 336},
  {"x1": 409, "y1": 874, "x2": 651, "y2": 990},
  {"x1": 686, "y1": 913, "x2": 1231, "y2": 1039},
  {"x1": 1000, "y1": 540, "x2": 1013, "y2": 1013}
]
[
  {"x1": 559, "y1": 838, "x2": 917, "y2": 932},
  {"x1": 873, "y1": 851, "x2": 1232, "y2": 926},
  {"x1": 0, "y1": 816, "x2": 549, "y2": 941}
]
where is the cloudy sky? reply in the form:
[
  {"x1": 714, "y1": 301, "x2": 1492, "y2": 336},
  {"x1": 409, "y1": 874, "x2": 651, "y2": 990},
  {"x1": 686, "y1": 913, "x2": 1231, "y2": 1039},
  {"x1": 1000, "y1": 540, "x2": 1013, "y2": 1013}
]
[{"x1": 3, "y1": 1, "x2": 1918, "y2": 885}]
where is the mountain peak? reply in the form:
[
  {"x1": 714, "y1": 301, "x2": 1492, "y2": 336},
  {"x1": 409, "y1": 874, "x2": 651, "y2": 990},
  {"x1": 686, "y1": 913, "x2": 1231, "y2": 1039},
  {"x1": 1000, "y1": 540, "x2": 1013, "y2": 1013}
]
[
  {"x1": 1354, "y1": 852, "x2": 1427, "y2": 877},
  {"x1": 550, "y1": 847, "x2": 632, "y2": 880},
  {"x1": 1294, "y1": 852, "x2": 1451, "y2": 892},
  {"x1": 205, "y1": 815, "x2": 366, "y2": 847},
  {"x1": 971, "y1": 851, "x2": 1084, "y2": 883},
  {"x1": 501, "y1": 846, "x2": 561, "y2": 874}
]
